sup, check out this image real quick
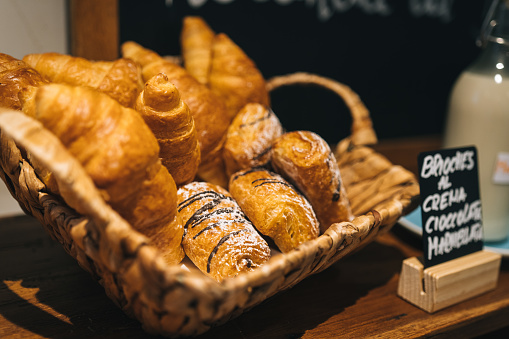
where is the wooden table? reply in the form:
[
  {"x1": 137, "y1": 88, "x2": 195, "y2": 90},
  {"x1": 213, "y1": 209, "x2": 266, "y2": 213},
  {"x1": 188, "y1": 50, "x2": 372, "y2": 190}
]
[
  {"x1": 1, "y1": 214, "x2": 508, "y2": 338},
  {"x1": 1, "y1": 137, "x2": 508, "y2": 338}
]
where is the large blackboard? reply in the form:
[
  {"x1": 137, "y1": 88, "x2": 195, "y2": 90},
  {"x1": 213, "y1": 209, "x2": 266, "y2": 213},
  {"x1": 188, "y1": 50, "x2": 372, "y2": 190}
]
[{"x1": 119, "y1": 0, "x2": 488, "y2": 144}]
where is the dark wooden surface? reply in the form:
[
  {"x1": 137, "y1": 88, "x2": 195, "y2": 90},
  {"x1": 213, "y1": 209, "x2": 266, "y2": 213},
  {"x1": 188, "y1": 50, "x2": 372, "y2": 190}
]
[
  {"x1": 0, "y1": 213, "x2": 508, "y2": 338},
  {"x1": 1, "y1": 136, "x2": 508, "y2": 338}
]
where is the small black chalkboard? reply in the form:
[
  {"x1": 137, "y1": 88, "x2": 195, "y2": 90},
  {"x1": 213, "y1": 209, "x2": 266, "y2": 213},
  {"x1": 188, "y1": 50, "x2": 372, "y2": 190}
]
[{"x1": 418, "y1": 146, "x2": 484, "y2": 268}]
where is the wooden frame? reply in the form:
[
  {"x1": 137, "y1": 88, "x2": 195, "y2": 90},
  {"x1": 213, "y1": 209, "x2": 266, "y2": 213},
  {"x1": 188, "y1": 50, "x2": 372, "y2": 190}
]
[
  {"x1": 69, "y1": 0, "x2": 119, "y2": 60},
  {"x1": 398, "y1": 251, "x2": 502, "y2": 313}
]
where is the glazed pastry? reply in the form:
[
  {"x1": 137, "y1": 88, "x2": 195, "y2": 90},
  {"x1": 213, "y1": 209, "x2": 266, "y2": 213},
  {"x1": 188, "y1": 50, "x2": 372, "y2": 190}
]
[
  {"x1": 135, "y1": 73, "x2": 201, "y2": 186},
  {"x1": 181, "y1": 16, "x2": 215, "y2": 85},
  {"x1": 271, "y1": 131, "x2": 354, "y2": 233},
  {"x1": 0, "y1": 53, "x2": 48, "y2": 111},
  {"x1": 22, "y1": 52, "x2": 143, "y2": 108},
  {"x1": 223, "y1": 103, "x2": 283, "y2": 177},
  {"x1": 208, "y1": 33, "x2": 270, "y2": 120},
  {"x1": 177, "y1": 181, "x2": 271, "y2": 281},
  {"x1": 122, "y1": 41, "x2": 230, "y2": 187},
  {"x1": 30, "y1": 83, "x2": 184, "y2": 265},
  {"x1": 229, "y1": 168, "x2": 320, "y2": 253}
]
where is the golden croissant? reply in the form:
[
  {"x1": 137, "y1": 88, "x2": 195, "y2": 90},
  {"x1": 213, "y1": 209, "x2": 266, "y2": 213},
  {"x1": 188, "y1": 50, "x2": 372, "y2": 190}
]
[
  {"x1": 180, "y1": 16, "x2": 215, "y2": 85},
  {"x1": 208, "y1": 33, "x2": 270, "y2": 120},
  {"x1": 122, "y1": 40, "x2": 230, "y2": 187},
  {"x1": 135, "y1": 73, "x2": 201, "y2": 186},
  {"x1": 23, "y1": 52, "x2": 143, "y2": 108},
  {"x1": 0, "y1": 53, "x2": 48, "y2": 111},
  {"x1": 30, "y1": 83, "x2": 184, "y2": 265},
  {"x1": 0, "y1": 53, "x2": 59, "y2": 193}
]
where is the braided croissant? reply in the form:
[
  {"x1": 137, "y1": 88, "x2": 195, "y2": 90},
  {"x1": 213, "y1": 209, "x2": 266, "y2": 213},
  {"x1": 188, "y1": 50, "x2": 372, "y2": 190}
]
[
  {"x1": 30, "y1": 83, "x2": 184, "y2": 265},
  {"x1": 181, "y1": 16, "x2": 215, "y2": 85},
  {"x1": 122, "y1": 41, "x2": 230, "y2": 187},
  {"x1": 208, "y1": 33, "x2": 270, "y2": 120},
  {"x1": 135, "y1": 73, "x2": 201, "y2": 186},
  {"x1": 22, "y1": 52, "x2": 143, "y2": 108}
]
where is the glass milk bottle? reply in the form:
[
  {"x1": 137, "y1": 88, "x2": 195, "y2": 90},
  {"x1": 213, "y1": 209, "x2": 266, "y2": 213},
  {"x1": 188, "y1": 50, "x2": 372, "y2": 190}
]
[{"x1": 443, "y1": 0, "x2": 509, "y2": 241}]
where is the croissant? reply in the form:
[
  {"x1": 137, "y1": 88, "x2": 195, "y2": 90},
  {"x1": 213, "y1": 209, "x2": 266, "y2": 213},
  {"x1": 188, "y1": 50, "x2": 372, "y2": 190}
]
[
  {"x1": 30, "y1": 83, "x2": 184, "y2": 265},
  {"x1": 22, "y1": 52, "x2": 143, "y2": 108},
  {"x1": 223, "y1": 103, "x2": 283, "y2": 178},
  {"x1": 135, "y1": 73, "x2": 200, "y2": 186},
  {"x1": 208, "y1": 33, "x2": 270, "y2": 120},
  {"x1": 0, "y1": 53, "x2": 59, "y2": 193},
  {"x1": 0, "y1": 53, "x2": 48, "y2": 111},
  {"x1": 122, "y1": 41, "x2": 230, "y2": 187},
  {"x1": 271, "y1": 131, "x2": 354, "y2": 233},
  {"x1": 177, "y1": 181, "x2": 271, "y2": 281},
  {"x1": 229, "y1": 168, "x2": 320, "y2": 253},
  {"x1": 181, "y1": 16, "x2": 215, "y2": 85}
]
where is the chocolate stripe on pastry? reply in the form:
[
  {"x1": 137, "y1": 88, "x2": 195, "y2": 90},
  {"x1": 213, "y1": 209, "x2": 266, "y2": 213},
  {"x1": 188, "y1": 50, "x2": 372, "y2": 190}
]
[
  {"x1": 193, "y1": 218, "x2": 250, "y2": 239},
  {"x1": 178, "y1": 190, "x2": 232, "y2": 212},
  {"x1": 239, "y1": 109, "x2": 272, "y2": 128},
  {"x1": 207, "y1": 228, "x2": 249, "y2": 273},
  {"x1": 252, "y1": 178, "x2": 293, "y2": 189},
  {"x1": 177, "y1": 181, "x2": 270, "y2": 282},
  {"x1": 252, "y1": 146, "x2": 273, "y2": 161}
]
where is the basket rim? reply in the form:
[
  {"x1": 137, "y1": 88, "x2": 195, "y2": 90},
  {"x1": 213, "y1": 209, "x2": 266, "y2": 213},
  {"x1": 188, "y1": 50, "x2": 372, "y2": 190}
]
[{"x1": 0, "y1": 73, "x2": 419, "y2": 336}]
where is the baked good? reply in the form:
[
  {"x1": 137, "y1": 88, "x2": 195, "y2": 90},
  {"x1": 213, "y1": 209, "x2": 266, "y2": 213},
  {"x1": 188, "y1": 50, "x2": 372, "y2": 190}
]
[
  {"x1": 135, "y1": 73, "x2": 200, "y2": 186},
  {"x1": 177, "y1": 181, "x2": 271, "y2": 281},
  {"x1": 271, "y1": 131, "x2": 353, "y2": 233},
  {"x1": 228, "y1": 168, "x2": 319, "y2": 253},
  {"x1": 30, "y1": 83, "x2": 184, "y2": 265},
  {"x1": 208, "y1": 33, "x2": 270, "y2": 120},
  {"x1": 0, "y1": 53, "x2": 48, "y2": 111},
  {"x1": 223, "y1": 103, "x2": 283, "y2": 177},
  {"x1": 122, "y1": 41, "x2": 230, "y2": 187},
  {"x1": 0, "y1": 53, "x2": 58, "y2": 192},
  {"x1": 23, "y1": 52, "x2": 143, "y2": 108},
  {"x1": 180, "y1": 16, "x2": 215, "y2": 85}
]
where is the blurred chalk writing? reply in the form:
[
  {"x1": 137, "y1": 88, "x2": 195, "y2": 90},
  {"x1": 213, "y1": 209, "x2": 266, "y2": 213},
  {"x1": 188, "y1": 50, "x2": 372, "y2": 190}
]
[
  {"x1": 121, "y1": 0, "x2": 488, "y2": 143},
  {"x1": 164, "y1": 0, "x2": 454, "y2": 22}
]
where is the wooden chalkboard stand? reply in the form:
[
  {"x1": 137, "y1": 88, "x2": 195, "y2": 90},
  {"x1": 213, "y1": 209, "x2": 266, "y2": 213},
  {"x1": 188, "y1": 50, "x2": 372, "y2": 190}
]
[{"x1": 397, "y1": 250, "x2": 502, "y2": 313}]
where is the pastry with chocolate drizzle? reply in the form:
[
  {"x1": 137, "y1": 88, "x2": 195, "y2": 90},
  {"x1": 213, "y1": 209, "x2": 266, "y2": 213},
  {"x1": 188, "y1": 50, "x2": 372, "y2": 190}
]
[
  {"x1": 177, "y1": 181, "x2": 270, "y2": 281},
  {"x1": 223, "y1": 103, "x2": 283, "y2": 178},
  {"x1": 229, "y1": 168, "x2": 320, "y2": 253},
  {"x1": 271, "y1": 131, "x2": 354, "y2": 233}
]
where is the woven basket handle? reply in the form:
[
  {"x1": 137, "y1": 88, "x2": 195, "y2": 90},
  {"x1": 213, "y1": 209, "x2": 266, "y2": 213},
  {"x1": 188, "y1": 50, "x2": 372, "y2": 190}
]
[{"x1": 266, "y1": 72, "x2": 377, "y2": 146}]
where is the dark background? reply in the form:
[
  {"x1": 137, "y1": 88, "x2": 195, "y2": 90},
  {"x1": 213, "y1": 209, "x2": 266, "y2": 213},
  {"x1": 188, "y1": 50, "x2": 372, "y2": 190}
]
[{"x1": 119, "y1": 0, "x2": 489, "y2": 144}]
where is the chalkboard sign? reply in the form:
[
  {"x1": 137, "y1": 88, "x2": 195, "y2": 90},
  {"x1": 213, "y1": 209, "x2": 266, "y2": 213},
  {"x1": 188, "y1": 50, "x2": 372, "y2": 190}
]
[
  {"x1": 418, "y1": 146, "x2": 484, "y2": 268},
  {"x1": 119, "y1": 0, "x2": 489, "y2": 143}
]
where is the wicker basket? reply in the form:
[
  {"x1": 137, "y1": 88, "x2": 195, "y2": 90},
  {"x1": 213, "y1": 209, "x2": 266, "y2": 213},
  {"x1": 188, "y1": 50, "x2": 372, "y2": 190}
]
[{"x1": 0, "y1": 73, "x2": 419, "y2": 337}]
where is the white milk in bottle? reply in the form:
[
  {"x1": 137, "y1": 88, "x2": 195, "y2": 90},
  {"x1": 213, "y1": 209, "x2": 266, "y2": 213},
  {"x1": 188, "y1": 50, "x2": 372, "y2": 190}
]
[{"x1": 443, "y1": 0, "x2": 509, "y2": 241}]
